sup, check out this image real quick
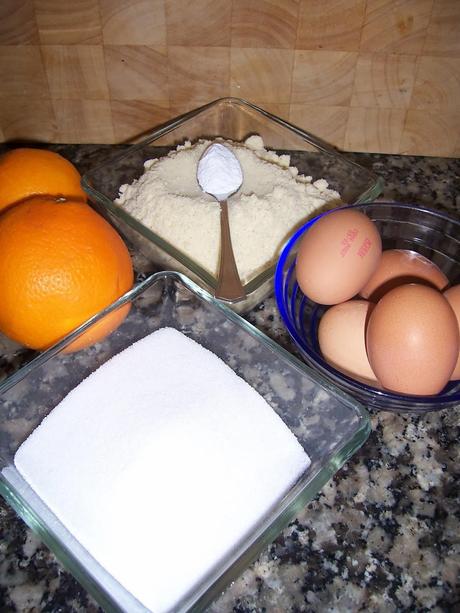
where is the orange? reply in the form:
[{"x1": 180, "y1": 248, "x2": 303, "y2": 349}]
[
  {"x1": 0, "y1": 196, "x2": 134, "y2": 352},
  {"x1": 0, "y1": 148, "x2": 87, "y2": 212}
]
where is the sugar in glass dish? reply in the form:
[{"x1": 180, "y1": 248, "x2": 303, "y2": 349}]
[
  {"x1": 81, "y1": 97, "x2": 382, "y2": 313},
  {"x1": 0, "y1": 271, "x2": 370, "y2": 613},
  {"x1": 275, "y1": 201, "x2": 460, "y2": 413}
]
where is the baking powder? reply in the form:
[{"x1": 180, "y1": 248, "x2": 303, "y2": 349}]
[{"x1": 197, "y1": 142, "x2": 243, "y2": 199}]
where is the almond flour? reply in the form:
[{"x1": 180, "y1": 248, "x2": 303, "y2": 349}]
[{"x1": 116, "y1": 135, "x2": 341, "y2": 284}]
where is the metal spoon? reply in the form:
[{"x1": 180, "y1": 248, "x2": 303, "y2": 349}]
[{"x1": 197, "y1": 143, "x2": 246, "y2": 302}]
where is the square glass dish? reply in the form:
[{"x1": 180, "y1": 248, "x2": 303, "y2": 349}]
[
  {"x1": 82, "y1": 97, "x2": 383, "y2": 313},
  {"x1": 0, "y1": 271, "x2": 370, "y2": 613}
]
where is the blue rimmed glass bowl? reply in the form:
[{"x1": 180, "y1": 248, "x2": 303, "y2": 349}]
[{"x1": 275, "y1": 201, "x2": 460, "y2": 413}]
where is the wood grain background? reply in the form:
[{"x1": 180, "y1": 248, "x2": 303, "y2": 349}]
[{"x1": 0, "y1": 0, "x2": 459, "y2": 156}]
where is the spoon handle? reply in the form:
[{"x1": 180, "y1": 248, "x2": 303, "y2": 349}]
[{"x1": 215, "y1": 200, "x2": 246, "y2": 302}]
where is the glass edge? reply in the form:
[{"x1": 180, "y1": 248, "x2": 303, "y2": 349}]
[
  {"x1": 221, "y1": 98, "x2": 379, "y2": 184},
  {"x1": 81, "y1": 96, "x2": 378, "y2": 185},
  {"x1": 175, "y1": 272, "x2": 371, "y2": 426},
  {"x1": 0, "y1": 277, "x2": 153, "y2": 396},
  {"x1": 298, "y1": 342, "x2": 460, "y2": 410},
  {"x1": 0, "y1": 477, "x2": 123, "y2": 613},
  {"x1": 0, "y1": 270, "x2": 370, "y2": 426},
  {"x1": 348, "y1": 199, "x2": 460, "y2": 224},
  {"x1": 185, "y1": 413, "x2": 371, "y2": 613},
  {"x1": 354, "y1": 177, "x2": 384, "y2": 204},
  {"x1": 83, "y1": 188, "x2": 219, "y2": 290},
  {"x1": 81, "y1": 99, "x2": 223, "y2": 179}
]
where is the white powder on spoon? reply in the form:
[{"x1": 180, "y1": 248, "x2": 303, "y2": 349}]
[
  {"x1": 15, "y1": 328, "x2": 311, "y2": 613},
  {"x1": 197, "y1": 142, "x2": 243, "y2": 199}
]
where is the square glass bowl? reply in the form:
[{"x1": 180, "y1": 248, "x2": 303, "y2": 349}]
[
  {"x1": 82, "y1": 97, "x2": 383, "y2": 313},
  {"x1": 0, "y1": 271, "x2": 370, "y2": 613}
]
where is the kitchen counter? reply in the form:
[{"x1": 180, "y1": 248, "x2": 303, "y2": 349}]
[{"x1": 0, "y1": 146, "x2": 458, "y2": 612}]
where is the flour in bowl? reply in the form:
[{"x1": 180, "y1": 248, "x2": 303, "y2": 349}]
[{"x1": 115, "y1": 135, "x2": 341, "y2": 283}]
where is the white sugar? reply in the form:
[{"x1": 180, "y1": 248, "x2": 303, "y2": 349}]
[{"x1": 15, "y1": 328, "x2": 310, "y2": 613}]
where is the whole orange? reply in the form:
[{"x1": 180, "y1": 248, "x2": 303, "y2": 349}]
[
  {"x1": 0, "y1": 148, "x2": 87, "y2": 212},
  {"x1": 0, "y1": 196, "x2": 134, "y2": 351}
]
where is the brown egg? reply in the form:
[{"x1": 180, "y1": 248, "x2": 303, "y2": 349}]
[
  {"x1": 359, "y1": 249, "x2": 449, "y2": 301},
  {"x1": 366, "y1": 284, "x2": 459, "y2": 395},
  {"x1": 318, "y1": 299, "x2": 378, "y2": 385},
  {"x1": 444, "y1": 285, "x2": 460, "y2": 380},
  {"x1": 296, "y1": 209, "x2": 382, "y2": 305}
]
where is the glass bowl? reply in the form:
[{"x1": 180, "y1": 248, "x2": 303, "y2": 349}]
[
  {"x1": 275, "y1": 201, "x2": 460, "y2": 414},
  {"x1": 0, "y1": 271, "x2": 369, "y2": 612},
  {"x1": 81, "y1": 97, "x2": 382, "y2": 313}
]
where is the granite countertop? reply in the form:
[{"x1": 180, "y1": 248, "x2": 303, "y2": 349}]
[{"x1": 0, "y1": 145, "x2": 459, "y2": 613}]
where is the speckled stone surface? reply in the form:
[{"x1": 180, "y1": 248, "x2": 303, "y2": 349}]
[{"x1": 0, "y1": 145, "x2": 458, "y2": 613}]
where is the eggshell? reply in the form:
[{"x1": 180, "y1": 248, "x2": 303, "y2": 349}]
[
  {"x1": 296, "y1": 209, "x2": 382, "y2": 305},
  {"x1": 444, "y1": 285, "x2": 460, "y2": 380},
  {"x1": 366, "y1": 284, "x2": 459, "y2": 395},
  {"x1": 359, "y1": 249, "x2": 449, "y2": 301},
  {"x1": 318, "y1": 299, "x2": 378, "y2": 385}
]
